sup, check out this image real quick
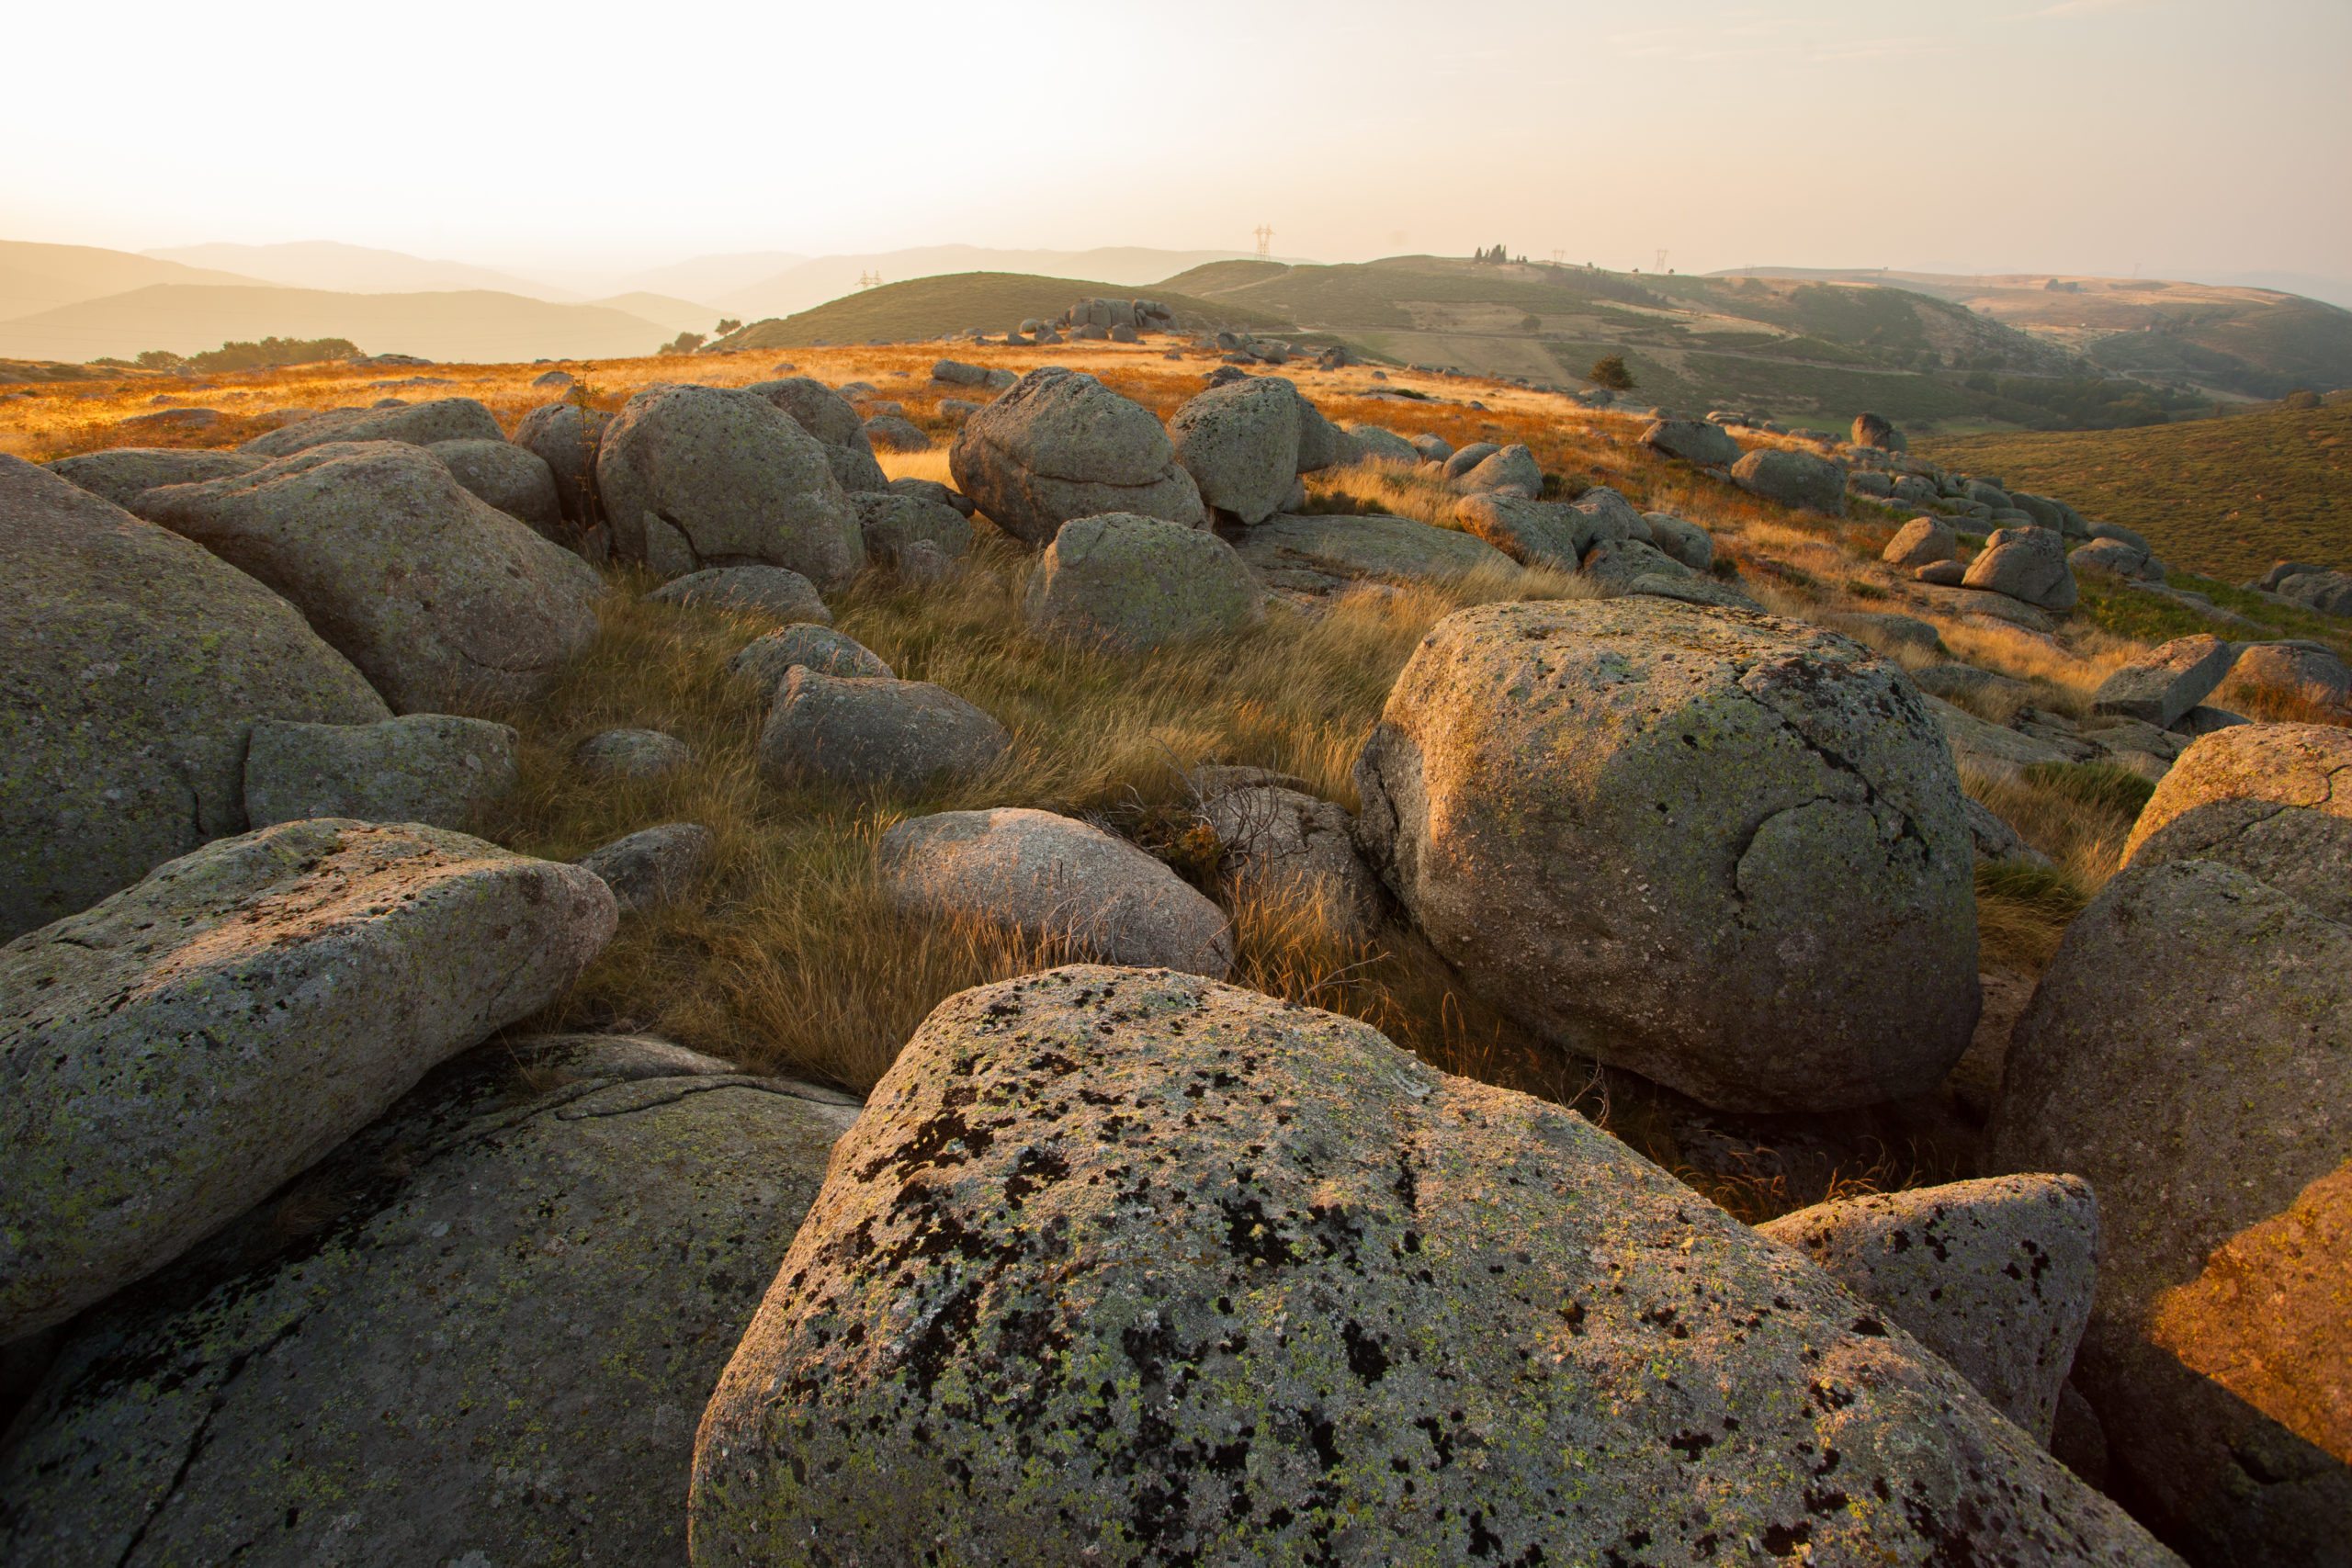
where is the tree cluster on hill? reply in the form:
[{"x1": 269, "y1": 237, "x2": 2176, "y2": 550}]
[
  {"x1": 1473, "y1": 244, "x2": 1524, "y2": 264},
  {"x1": 100, "y1": 337, "x2": 360, "y2": 374}
]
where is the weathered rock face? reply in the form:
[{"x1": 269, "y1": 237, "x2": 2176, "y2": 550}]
[
  {"x1": 849, "y1": 491, "x2": 972, "y2": 570},
  {"x1": 243, "y1": 714, "x2": 517, "y2": 830},
  {"x1": 2069, "y1": 537, "x2": 2160, "y2": 581},
  {"x1": 864, "y1": 413, "x2": 929, "y2": 453},
  {"x1": 1758, "y1": 1176, "x2": 2098, "y2": 1443},
  {"x1": 1643, "y1": 512, "x2": 1714, "y2": 572},
  {"x1": 425, "y1": 436, "x2": 562, "y2": 535},
  {"x1": 1451, "y1": 492, "x2": 1587, "y2": 570},
  {"x1": 1344, "y1": 423, "x2": 1420, "y2": 464},
  {"x1": 1199, "y1": 783, "x2": 1382, "y2": 939},
  {"x1": 691, "y1": 965, "x2": 2170, "y2": 1566},
  {"x1": 756, "y1": 669, "x2": 1009, "y2": 793},
  {"x1": 1964, "y1": 526, "x2": 2078, "y2": 613},
  {"x1": 1579, "y1": 537, "x2": 1763, "y2": 611},
  {"x1": 137, "y1": 441, "x2": 604, "y2": 713},
  {"x1": 576, "y1": 820, "x2": 714, "y2": 912},
  {"x1": 948, "y1": 367, "x2": 1205, "y2": 545},
  {"x1": 1409, "y1": 431, "x2": 1453, "y2": 463},
  {"x1": 729, "y1": 625, "x2": 893, "y2": 689},
  {"x1": 1851, "y1": 411, "x2": 1903, "y2": 451},
  {"x1": 595, "y1": 383, "x2": 864, "y2": 588},
  {"x1": 1024, "y1": 513, "x2": 1263, "y2": 652},
  {"x1": 1167, "y1": 376, "x2": 1303, "y2": 524},
  {"x1": 2219, "y1": 639, "x2": 2352, "y2": 710},
  {"x1": 1456, "y1": 442, "x2": 1542, "y2": 498},
  {"x1": 0, "y1": 458, "x2": 391, "y2": 940},
  {"x1": 0, "y1": 819, "x2": 616, "y2": 1343},
  {"x1": 241, "y1": 397, "x2": 504, "y2": 457},
  {"x1": 1731, "y1": 447, "x2": 1846, "y2": 513},
  {"x1": 44, "y1": 447, "x2": 262, "y2": 508},
  {"x1": 2089, "y1": 635, "x2": 2238, "y2": 728},
  {"x1": 1353, "y1": 598, "x2": 1979, "y2": 1112},
  {"x1": 1989, "y1": 860, "x2": 2352, "y2": 1566},
  {"x1": 2120, "y1": 721, "x2": 2352, "y2": 923},
  {"x1": 745, "y1": 378, "x2": 890, "y2": 493},
  {"x1": 1232, "y1": 513, "x2": 1518, "y2": 598},
  {"x1": 876, "y1": 809, "x2": 1232, "y2": 976},
  {"x1": 2278, "y1": 568, "x2": 2352, "y2": 617},
  {"x1": 1441, "y1": 440, "x2": 1500, "y2": 479},
  {"x1": 1883, "y1": 516, "x2": 1956, "y2": 570},
  {"x1": 511, "y1": 400, "x2": 610, "y2": 525},
  {"x1": 1640, "y1": 418, "x2": 1743, "y2": 468},
  {"x1": 646, "y1": 564, "x2": 831, "y2": 625},
  {"x1": 0, "y1": 1040, "x2": 854, "y2": 1567},
  {"x1": 574, "y1": 726, "x2": 693, "y2": 781}
]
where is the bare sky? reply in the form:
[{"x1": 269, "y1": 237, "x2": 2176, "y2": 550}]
[{"x1": 15, "y1": 0, "x2": 2348, "y2": 284}]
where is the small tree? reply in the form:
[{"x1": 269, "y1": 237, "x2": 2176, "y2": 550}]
[
  {"x1": 135, "y1": 348, "x2": 184, "y2": 370},
  {"x1": 714, "y1": 318, "x2": 741, "y2": 336},
  {"x1": 1589, "y1": 353, "x2": 1634, "y2": 391},
  {"x1": 662, "y1": 331, "x2": 707, "y2": 355}
]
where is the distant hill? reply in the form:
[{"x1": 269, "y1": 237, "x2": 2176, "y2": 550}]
[
  {"x1": 1725, "y1": 268, "x2": 2352, "y2": 400},
  {"x1": 590, "y1": 291, "x2": 729, "y2": 335},
  {"x1": 1158, "y1": 254, "x2": 2191, "y2": 433},
  {"x1": 0, "y1": 285, "x2": 672, "y2": 364},
  {"x1": 0, "y1": 240, "x2": 264, "y2": 320},
  {"x1": 145, "y1": 241, "x2": 579, "y2": 302},
  {"x1": 718, "y1": 271, "x2": 1287, "y2": 350},
  {"x1": 1918, "y1": 396, "x2": 2352, "y2": 582},
  {"x1": 719, "y1": 246, "x2": 1273, "y2": 322},
  {"x1": 615, "y1": 251, "x2": 808, "y2": 305}
]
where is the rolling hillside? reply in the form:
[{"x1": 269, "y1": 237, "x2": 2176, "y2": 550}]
[
  {"x1": 1731, "y1": 268, "x2": 2352, "y2": 400},
  {"x1": 718, "y1": 272, "x2": 1288, "y2": 350},
  {"x1": 145, "y1": 241, "x2": 580, "y2": 302},
  {"x1": 718, "y1": 246, "x2": 1273, "y2": 322},
  {"x1": 1918, "y1": 396, "x2": 2352, "y2": 582},
  {"x1": 0, "y1": 284, "x2": 673, "y2": 364},
  {"x1": 1159, "y1": 255, "x2": 2194, "y2": 434},
  {"x1": 0, "y1": 240, "x2": 263, "y2": 321}
]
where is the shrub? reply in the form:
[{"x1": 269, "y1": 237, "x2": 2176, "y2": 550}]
[
  {"x1": 1589, "y1": 354, "x2": 1634, "y2": 391},
  {"x1": 661, "y1": 331, "x2": 707, "y2": 355}
]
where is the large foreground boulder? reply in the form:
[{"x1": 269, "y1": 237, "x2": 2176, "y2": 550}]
[
  {"x1": 0, "y1": 818, "x2": 615, "y2": 1342},
  {"x1": 1731, "y1": 447, "x2": 1845, "y2": 513},
  {"x1": 510, "y1": 400, "x2": 610, "y2": 525},
  {"x1": 1990, "y1": 860, "x2": 2352, "y2": 1565},
  {"x1": 1758, "y1": 1175, "x2": 2098, "y2": 1443},
  {"x1": 137, "y1": 441, "x2": 604, "y2": 712},
  {"x1": 1354, "y1": 597, "x2": 1979, "y2": 1111},
  {"x1": 0, "y1": 1039, "x2": 854, "y2": 1566},
  {"x1": 44, "y1": 447, "x2": 261, "y2": 508},
  {"x1": 241, "y1": 396, "x2": 503, "y2": 457},
  {"x1": 948, "y1": 367, "x2": 1205, "y2": 544},
  {"x1": 1167, "y1": 375, "x2": 1303, "y2": 523},
  {"x1": 2120, "y1": 721, "x2": 2352, "y2": 922},
  {"x1": 691, "y1": 965, "x2": 2169, "y2": 1565},
  {"x1": 745, "y1": 378, "x2": 890, "y2": 493},
  {"x1": 425, "y1": 436, "x2": 562, "y2": 535},
  {"x1": 243, "y1": 713, "x2": 517, "y2": 829},
  {"x1": 1024, "y1": 513, "x2": 1262, "y2": 651},
  {"x1": 876, "y1": 809, "x2": 1231, "y2": 976},
  {"x1": 595, "y1": 383, "x2": 864, "y2": 587},
  {"x1": 0, "y1": 458, "x2": 393, "y2": 942}
]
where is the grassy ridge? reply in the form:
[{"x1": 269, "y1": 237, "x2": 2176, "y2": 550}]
[
  {"x1": 721, "y1": 272, "x2": 1288, "y2": 350},
  {"x1": 1919, "y1": 400, "x2": 2352, "y2": 582}
]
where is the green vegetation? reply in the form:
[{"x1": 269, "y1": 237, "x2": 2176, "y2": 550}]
[
  {"x1": 113, "y1": 336, "x2": 358, "y2": 373},
  {"x1": 1589, "y1": 353, "x2": 1634, "y2": 390},
  {"x1": 1921, "y1": 399, "x2": 2352, "y2": 581},
  {"x1": 719, "y1": 272, "x2": 1285, "y2": 350}
]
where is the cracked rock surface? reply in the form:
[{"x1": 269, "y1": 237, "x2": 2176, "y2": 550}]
[
  {"x1": 1989, "y1": 860, "x2": 2352, "y2": 1567},
  {"x1": 0, "y1": 457, "x2": 390, "y2": 940},
  {"x1": 690, "y1": 965, "x2": 2169, "y2": 1566},
  {"x1": 1354, "y1": 597, "x2": 1979, "y2": 1112},
  {"x1": 0, "y1": 818, "x2": 616, "y2": 1343},
  {"x1": 0, "y1": 1034, "x2": 854, "y2": 1567},
  {"x1": 2120, "y1": 720, "x2": 2352, "y2": 923},
  {"x1": 135, "y1": 440, "x2": 605, "y2": 713}
]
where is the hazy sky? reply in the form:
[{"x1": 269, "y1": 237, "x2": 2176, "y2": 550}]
[{"x1": 15, "y1": 0, "x2": 2348, "y2": 284}]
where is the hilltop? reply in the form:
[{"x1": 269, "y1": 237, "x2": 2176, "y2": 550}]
[
  {"x1": 715, "y1": 244, "x2": 1273, "y2": 321},
  {"x1": 1919, "y1": 394, "x2": 2352, "y2": 582},
  {"x1": 718, "y1": 271, "x2": 1288, "y2": 350},
  {"x1": 1734, "y1": 267, "x2": 2352, "y2": 400}
]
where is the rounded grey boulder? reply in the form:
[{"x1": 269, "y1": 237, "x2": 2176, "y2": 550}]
[
  {"x1": 573, "y1": 726, "x2": 692, "y2": 781},
  {"x1": 44, "y1": 447, "x2": 261, "y2": 508},
  {"x1": 1353, "y1": 597, "x2": 1980, "y2": 1111},
  {"x1": 0, "y1": 1042, "x2": 853, "y2": 1566},
  {"x1": 1964, "y1": 526, "x2": 2078, "y2": 612},
  {"x1": 948, "y1": 367, "x2": 1205, "y2": 545},
  {"x1": 1731, "y1": 447, "x2": 1847, "y2": 514},
  {"x1": 576, "y1": 820, "x2": 714, "y2": 911},
  {"x1": 745, "y1": 377, "x2": 890, "y2": 493},
  {"x1": 1168, "y1": 376, "x2": 1303, "y2": 524},
  {"x1": 757, "y1": 669, "x2": 1009, "y2": 793},
  {"x1": 850, "y1": 491, "x2": 973, "y2": 567},
  {"x1": 1883, "y1": 516, "x2": 1957, "y2": 570},
  {"x1": 510, "y1": 400, "x2": 610, "y2": 525},
  {"x1": 240, "y1": 396, "x2": 503, "y2": 457},
  {"x1": 646, "y1": 563, "x2": 831, "y2": 625},
  {"x1": 1759, "y1": 1174, "x2": 2099, "y2": 1442},
  {"x1": 1643, "y1": 511, "x2": 1714, "y2": 571},
  {"x1": 729, "y1": 625, "x2": 893, "y2": 688},
  {"x1": 1455, "y1": 442, "x2": 1542, "y2": 498},
  {"x1": 2120, "y1": 720, "x2": 2352, "y2": 923},
  {"x1": 690, "y1": 965, "x2": 2167, "y2": 1566},
  {"x1": 136, "y1": 441, "x2": 605, "y2": 714},
  {"x1": 1989, "y1": 859, "x2": 2352, "y2": 1565},
  {"x1": 1200, "y1": 783, "x2": 1382, "y2": 940},
  {"x1": 424, "y1": 436, "x2": 562, "y2": 536},
  {"x1": 1441, "y1": 440, "x2": 1500, "y2": 479},
  {"x1": 595, "y1": 383, "x2": 864, "y2": 588},
  {"x1": 0, "y1": 818, "x2": 616, "y2": 1343},
  {"x1": 243, "y1": 713, "x2": 517, "y2": 830},
  {"x1": 1640, "y1": 417, "x2": 1742, "y2": 468},
  {"x1": 864, "y1": 413, "x2": 929, "y2": 452},
  {"x1": 876, "y1": 808, "x2": 1232, "y2": 976},
  {"x1": 1344, "y1": 423, "x2": 1420, "y2": 464},
  {"x1": 1024, "y1": 512, "x2": 1263, "y2": 652},
  {"x1": 0, "y1": 457, "x2": 391, "y2": 940}
]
